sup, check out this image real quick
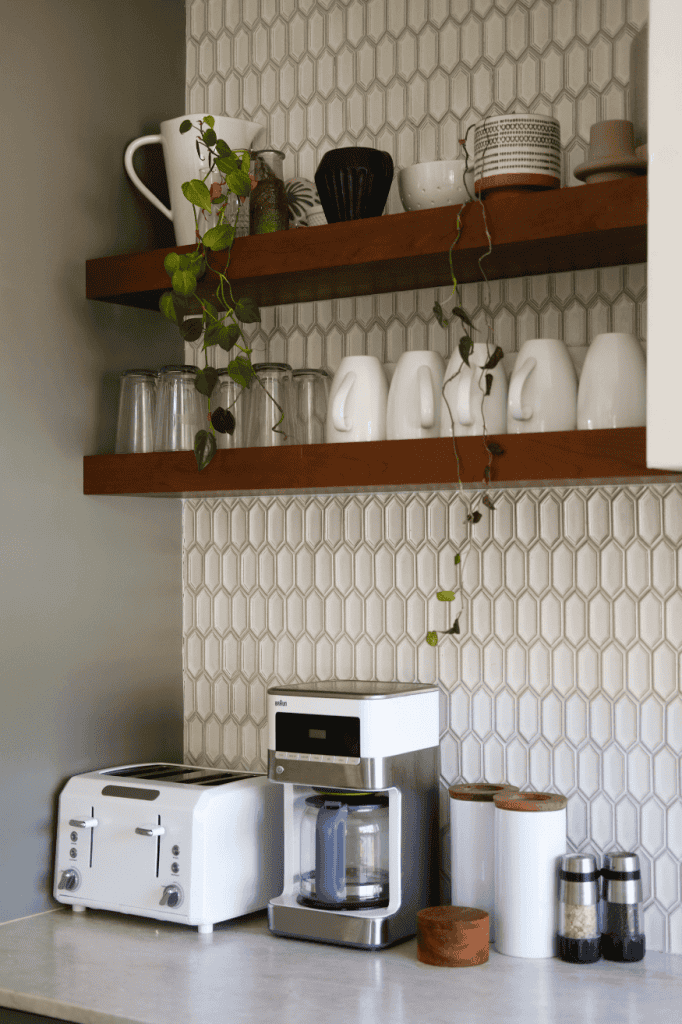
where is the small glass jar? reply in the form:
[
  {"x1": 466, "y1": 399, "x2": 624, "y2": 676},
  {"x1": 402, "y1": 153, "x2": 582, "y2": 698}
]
[
  {"x1": 245, "y1": 362, "x2": 294, "y2": 447},
  {"x1": 601, "y1": 851, "x2": 645, "y2": 962},
  {"x1": 250, "y1": 149, "x2": 289, "y2": 234},
  {"x1": 115, "y1": 369, "x2": 157, "y2": 453},
  {"x1": 557, "y1": 854, "x2": 601, "y2": 964},
  {"x1": 153, "y1": 365, "x2": 207, "y2": 452}
]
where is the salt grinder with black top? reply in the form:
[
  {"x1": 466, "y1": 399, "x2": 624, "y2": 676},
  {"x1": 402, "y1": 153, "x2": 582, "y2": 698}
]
[
  {"x1": 601, "y1": 851, "x2": 645, "y2": 962},
  {"x1": 557, "y1": 854, "x2": 601, "y2": 963}
]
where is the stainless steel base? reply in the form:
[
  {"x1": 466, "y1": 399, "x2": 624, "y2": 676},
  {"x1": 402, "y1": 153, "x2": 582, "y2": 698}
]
[{"x1": 268, "y1": 900, "x2": 413, "y2": 949}]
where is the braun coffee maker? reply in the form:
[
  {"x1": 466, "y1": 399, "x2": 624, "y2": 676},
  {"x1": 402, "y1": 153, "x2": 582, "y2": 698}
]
[{"x1": 267, "y1": 680, "x2": 440, "y2": 949}]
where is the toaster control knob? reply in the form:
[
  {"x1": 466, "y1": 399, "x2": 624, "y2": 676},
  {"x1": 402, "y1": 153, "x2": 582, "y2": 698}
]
[
  {"x1": 160, "y1": 884, "x2": 183, "y2": 909},
  {"x1": 135, "y1": 826, "x2": 166, "y2": 837},
  {"x1": 69, "y1": 818, "x2": 98, "y2": 829},
  {"x1": 58, "y1": 868, "x2": 80, "y2": 892}
]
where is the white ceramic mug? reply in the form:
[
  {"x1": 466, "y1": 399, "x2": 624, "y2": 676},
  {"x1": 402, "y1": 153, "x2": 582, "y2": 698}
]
[
  {"x1": 577, "y1": 332, "x2": 646, "y2": 429},
  {"x1": 387, "y1": 351, "x2": 444, "y2": 440},
  {"x1": 124, "y1": 114, "x2": 264, "y2": 246},
  {"x1": 440, "y1": 343, "x2": 507, "y2": 437},
  {"x1": 326, "y1": 356, "x2": 388, "y2": 443},
  {"x1": 507, "y1": 337, "x2": 578, "y2": 433}
]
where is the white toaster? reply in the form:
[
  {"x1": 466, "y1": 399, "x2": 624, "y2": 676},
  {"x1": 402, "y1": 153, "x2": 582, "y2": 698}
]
[{"x1": 54, "y1": 763, "x2": 283, "y2": 933}]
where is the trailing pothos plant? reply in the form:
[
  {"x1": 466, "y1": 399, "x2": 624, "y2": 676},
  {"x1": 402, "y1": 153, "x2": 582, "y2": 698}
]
[
  {"x1": 158, "y1": 115, "x2": 264, "y2": 470},
  {"x1": 426, "y1": 123, "x2": 506, "y2": 647}
]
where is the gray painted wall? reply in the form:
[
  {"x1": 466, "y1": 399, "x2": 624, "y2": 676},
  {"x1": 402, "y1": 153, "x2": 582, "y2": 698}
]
[{"x1": 0, "y1": 0, "x2": 186, "y2": 923}]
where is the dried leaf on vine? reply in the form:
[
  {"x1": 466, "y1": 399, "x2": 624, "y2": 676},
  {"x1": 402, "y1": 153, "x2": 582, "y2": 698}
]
[
  {"x1": 485, "y1": 373, "x2": 493, "y2": 396},
  {"x1": 459, "y1": 335, "x2": 474, "y2": 367},
  {"x1": 433, "y1": 300, "x2": 449, "y2": 328},
  {"x1": 452, "y1": 306, "x2": 476, "y2": 330},
  {"x1": 483, "y1": 346, "x2": 505, "y2": 370},
  {"x1": 445, "y1": 618, "x2": 461, "y2": 635},
  {"x1": 466, "y1": 510, "x2": 482, "y2": 524},
  {"x1": 211, "y1": 407, "x2": 236, "y2": 435},
  {"x1": 487, "y1": 441, "x2": 506, "y2": 456},
  {"x1": 483, "y1": 464, "x2": 491, "y2": 484},
  {"x1": 482, "y1": 494, "x2": 496, "y2": 511}
]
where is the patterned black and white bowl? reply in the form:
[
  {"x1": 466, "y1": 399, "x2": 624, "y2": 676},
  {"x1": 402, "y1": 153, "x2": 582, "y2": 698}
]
[{"x1": 473, "y1": 114, "x2": 561, "y2": 197}]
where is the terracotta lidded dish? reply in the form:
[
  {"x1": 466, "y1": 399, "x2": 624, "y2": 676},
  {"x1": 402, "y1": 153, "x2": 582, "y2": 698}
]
[
  {"x1": 574, "y1": 120, "x2": 647, "y2": 184},
  {"x1": 448, "y1": 782, "x2": 519, "y2": 802},
  {"x1": 493, "y1": 790, "x2": 568, "y2": 812},
  {"x1": 417, "y1": 906, "x2": 490, "y2": 967}
]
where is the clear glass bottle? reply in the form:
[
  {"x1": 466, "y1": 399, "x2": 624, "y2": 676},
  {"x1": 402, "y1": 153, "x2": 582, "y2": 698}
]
[
  {"x1": 557, "y1": 854, "x2": 601, "y2": 963},
  {"x1": 250, "y1": 149, "x2": 289, "y2": 234},
  {"x1": 601, "y1": 851, "x2": 646, "y2": 962}
]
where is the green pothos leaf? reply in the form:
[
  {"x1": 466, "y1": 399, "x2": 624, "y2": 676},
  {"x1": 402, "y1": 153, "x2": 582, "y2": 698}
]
[
  {"x1": 181, "y1": 178, "x2": 212, "y2": 214},
  {"x1": 159, "y1": 291, "x2": 177, "y2": 323},
  {"x1": 163, "y1": 252, "x2": 181, "y2": 276},
  {"x1": 226, "y1": 169, "x2": 252, "y2": 198},
  {"x1": 454, "y1": 553, "x2": 461, "y2": 565},
  {"x1": 426, "y1": 631, "x2": 439, "y2": 647},
  {"x1": 226, "y1": 356, "x2": 258, "y2": 389},
  {"x1": 210, "y1": 407, "x2": 236, "y2": 434},
  {"x1": 433, "y1": 300, "x2": 449, "y2": 329},
  {"x1": 437, "y1": 591, "x2": 455, "y2": 602},
  {"x1": 179, "y1": 317, "x2": 204, "y2": 342},
  {"x1": 179, "y1": 119, "x2": 192, "y2": 134},
  {"x1": 194, "y1": 429, "x2": 216, "y2": 471},
  {"x1": 172, "y1": 268, "x2": 198, "y2": 297},
  {"x1": 202, "y1": 115, "x2": 215, "y2": 129},
  {"x1": 234, "y1": 296, "x2": 261, "y2": 323},
  {"x1": 194, "y1": 366, "x2": 219, "y2": 398},
  {"x1": 202, "y1": 224, "x2": 235, "y2": 251}
]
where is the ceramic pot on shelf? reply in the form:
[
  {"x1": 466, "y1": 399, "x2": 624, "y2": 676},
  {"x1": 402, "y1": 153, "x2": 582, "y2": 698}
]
[{"x1": 314, "y1": 147, "x2": 394, "y2": 223}]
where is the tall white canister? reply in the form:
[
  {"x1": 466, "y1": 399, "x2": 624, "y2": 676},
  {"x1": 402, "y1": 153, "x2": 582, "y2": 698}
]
[
  {"x1": 449, "y1": 783, "x2": 518, "y2": 943},
  {"x1": 493, "y1": 791, "x2": 568, "y2": 958}
]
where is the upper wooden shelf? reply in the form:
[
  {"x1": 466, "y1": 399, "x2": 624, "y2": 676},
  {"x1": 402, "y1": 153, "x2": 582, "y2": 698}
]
[
  {"x1": 86, "y1": 178, "x2": 647, "y2": 311},
  {"x1": 83, "y1": 427, "x2": 679, "y2": 498}
]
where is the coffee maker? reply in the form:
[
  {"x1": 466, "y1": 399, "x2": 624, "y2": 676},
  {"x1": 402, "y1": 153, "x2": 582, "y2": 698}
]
[{"x1": 267, "y1": 680, "x2": 440, "y2": 949}]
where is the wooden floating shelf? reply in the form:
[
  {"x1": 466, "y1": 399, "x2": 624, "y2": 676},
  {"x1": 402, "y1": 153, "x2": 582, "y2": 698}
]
[
  {"x1": 83, "y1": 427, "x2": 679, "y2": 499},
  {"x1": 85, "y1": 178, "x2": 647, "y2": 311}
]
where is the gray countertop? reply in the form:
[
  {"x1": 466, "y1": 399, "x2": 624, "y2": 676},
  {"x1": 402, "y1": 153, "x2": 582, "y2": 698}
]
[{"x1": 1, "y1": 907, "x2": 681, "y2": 1024}]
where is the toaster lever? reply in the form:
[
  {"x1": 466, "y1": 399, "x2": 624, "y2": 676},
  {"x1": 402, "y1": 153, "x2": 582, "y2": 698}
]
[
  {"x1": 160, "y1": 884, "x2": 183, "y2": 908},
  {"x1": 69, "y1": 818, "x2": 98, "y2": 829},
  {"x1": 135, "y1": 826, "x2": 166, "y2": 837}
]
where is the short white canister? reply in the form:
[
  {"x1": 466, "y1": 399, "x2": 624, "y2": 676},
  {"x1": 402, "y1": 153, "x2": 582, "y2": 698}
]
[
  {"x1": 493, "y1": 791, "x2": 568, "y2": 958},
  {"x1": 449, "y1": 783, "x2": 518, "y2": 943}
]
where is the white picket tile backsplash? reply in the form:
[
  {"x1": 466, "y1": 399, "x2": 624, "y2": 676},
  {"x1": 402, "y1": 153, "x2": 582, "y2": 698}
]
[{"x1": 182, "y1": 0, "x2": 681, "y2": 954}]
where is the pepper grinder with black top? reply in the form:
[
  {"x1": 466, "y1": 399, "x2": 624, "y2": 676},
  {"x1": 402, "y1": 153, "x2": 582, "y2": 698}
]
[{"x1": 601, "y1": 851, "x2": 646, "y2": 962}]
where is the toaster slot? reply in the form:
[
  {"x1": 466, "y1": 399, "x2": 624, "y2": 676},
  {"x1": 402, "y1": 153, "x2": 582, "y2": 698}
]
[{"x1": 89, "y1": 806, "x2": 94, "y2": 868}]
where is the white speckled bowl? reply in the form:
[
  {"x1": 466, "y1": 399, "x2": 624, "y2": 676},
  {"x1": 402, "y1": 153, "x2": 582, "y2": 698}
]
[{"x1": 397, "y1": 159, "x2": 473, "y2": 211}]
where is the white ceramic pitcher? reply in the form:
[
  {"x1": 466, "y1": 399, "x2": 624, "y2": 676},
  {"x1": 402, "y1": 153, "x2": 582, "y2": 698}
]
[
  {"x1": 326, "y1": 356, "x2": 388, "y2": 443},
  {"x1": 440, "y1": 343, "x2": 507, "y2": 437},
  {"x1": 507, "y1": 337, "x2": 578, "y2": 433},
  {"x1": 124, "y1": 114, "x2": 264, "y2": 246},
  {"x1": 387, "y1": 351, "x2": 444, "y2": 439}
]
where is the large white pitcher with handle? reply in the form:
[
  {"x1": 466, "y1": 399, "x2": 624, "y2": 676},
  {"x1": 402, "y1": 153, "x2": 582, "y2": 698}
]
[
  {"x1": 326, "y1": 356, "x2": 388, "y2": 443},
  {"x1": 124, "y1": 114, "x2": 264, "y2": 246}
]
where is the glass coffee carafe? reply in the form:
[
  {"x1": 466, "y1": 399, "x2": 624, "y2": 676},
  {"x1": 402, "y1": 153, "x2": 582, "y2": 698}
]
[{"x1": 298, "y1": 791, "x2": 389, "y2": 910}]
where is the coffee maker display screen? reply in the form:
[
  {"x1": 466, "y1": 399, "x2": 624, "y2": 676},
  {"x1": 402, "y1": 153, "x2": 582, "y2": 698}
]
[{"x1": 276, "y1": 712, "x2": 360, "y2": 757}]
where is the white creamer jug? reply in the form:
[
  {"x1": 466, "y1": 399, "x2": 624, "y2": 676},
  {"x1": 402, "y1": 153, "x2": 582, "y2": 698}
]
[
  {"x1": 326, "y1": 356, "x2": 388, "y2": 443},
  {"x1": 387, "y1": 351, "x2": 444, "y2": 439}
]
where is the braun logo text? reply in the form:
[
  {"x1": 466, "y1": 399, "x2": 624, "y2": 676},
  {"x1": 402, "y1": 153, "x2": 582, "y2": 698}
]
[{"x1": 275, "y1": 700, "x2": 287, "y2": 706}]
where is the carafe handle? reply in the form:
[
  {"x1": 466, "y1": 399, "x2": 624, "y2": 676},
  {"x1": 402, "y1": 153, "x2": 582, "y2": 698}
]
[
  {"x1": 124, "y1": 135, "x2": 173, "y2": 221},
  {"x1": 315, "y1": 801, "x2": 348, "y2": 904}
]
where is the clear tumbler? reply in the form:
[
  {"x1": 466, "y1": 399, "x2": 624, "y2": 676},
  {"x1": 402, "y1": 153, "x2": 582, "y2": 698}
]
[
  {"x1": 245, "y1": 363, "x2": 294, "y2": 447},
  {"x1": 215, "y1": 370, "x2": 249, "y2": 449},
  {"x1": 115, "y1": 369, "x2": 157, "y2": 453},
  {"x1": 153, "y1": 365, "x2": 208, "y2": 452},
  {"x1": 291, "y1": 368, "x2": 331, "y2": 445}
]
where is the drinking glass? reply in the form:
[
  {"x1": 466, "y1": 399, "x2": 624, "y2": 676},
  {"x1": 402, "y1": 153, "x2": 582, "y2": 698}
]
[
  {"x1": 291, "y1": 368, "x2": 331, "y2": 444},
  {"x1": 153, "y1": 365, "x2": 208, "y2": 451},
  {"x1": 115, "y1": 370, "x2": 157, "y2": 453},
  {"x1": 245, "y1": 363, "x2": 294, "y2": 447},
  {"x1": 215, "y1": 370, "x2": 249, "y2": 449}
]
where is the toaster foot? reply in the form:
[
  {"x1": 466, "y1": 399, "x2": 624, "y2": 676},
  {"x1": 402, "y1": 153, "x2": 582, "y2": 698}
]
[
  {"x1": 72, "y1": 905, "x2": 86, "y2": 914},
  {"x1": 198, "y1": 923, "x2": 213, "y2": 934}
]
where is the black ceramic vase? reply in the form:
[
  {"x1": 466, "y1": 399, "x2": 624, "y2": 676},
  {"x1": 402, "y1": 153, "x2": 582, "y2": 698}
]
[{"x1": 314, "y1": 147, "x2": 394, "y2": 223}]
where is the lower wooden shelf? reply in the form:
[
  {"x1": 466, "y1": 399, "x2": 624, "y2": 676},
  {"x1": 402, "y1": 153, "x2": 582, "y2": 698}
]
[{"x1": 83, "y1": 428, "x2": 679, "y2": 498}]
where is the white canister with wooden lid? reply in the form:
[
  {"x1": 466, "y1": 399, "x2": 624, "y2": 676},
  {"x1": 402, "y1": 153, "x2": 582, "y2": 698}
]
[
  {"x1": 493, "y1": 791, "x2": 568, "y2": 958},
  {"x1": 449, "y1": 783, "x2": 518, "y2": 943}
]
